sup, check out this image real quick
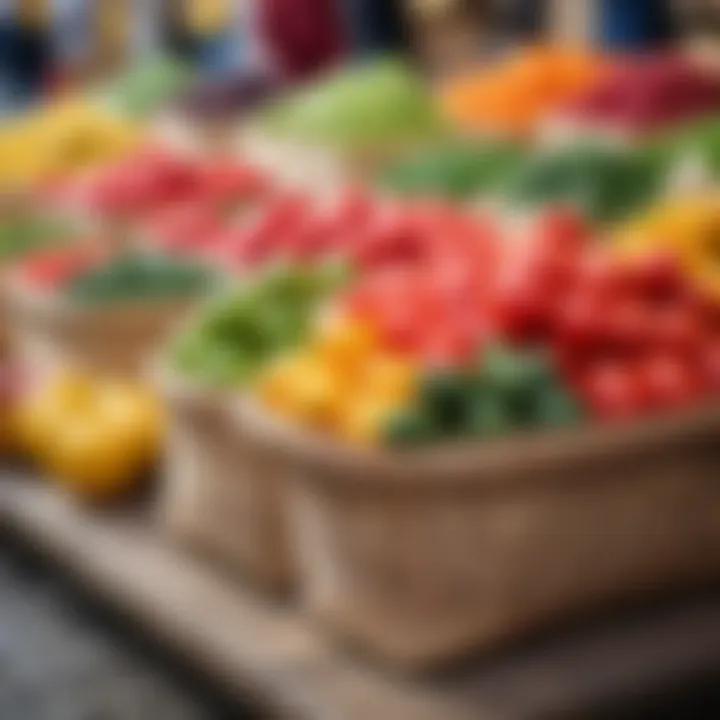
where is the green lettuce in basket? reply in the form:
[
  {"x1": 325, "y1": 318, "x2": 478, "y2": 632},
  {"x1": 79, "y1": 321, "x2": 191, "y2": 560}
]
[{"x1": 171, "y1": 261, "x2": 351, "y2": 387}]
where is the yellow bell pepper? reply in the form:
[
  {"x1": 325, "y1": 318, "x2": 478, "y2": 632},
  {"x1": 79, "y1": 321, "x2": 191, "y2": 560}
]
[
  {"x1": 16, "y1": 371, "x2": 162, "y2": 501},
  {"x1": 255, "y1": 314, "x2": 418, "y2": 444},
  {"x1": 614, "y1": 195, "x2": 720, "y2": 297}
]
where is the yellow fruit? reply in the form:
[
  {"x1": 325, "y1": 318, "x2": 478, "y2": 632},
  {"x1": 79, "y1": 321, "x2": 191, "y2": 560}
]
[
  {"x1": 362, "y1": 354, "x2": 416, "y2": 405},
  {"x1": 44, "y1": 371, "x2": 96, "y2": 411},
  {"x1": 257, "y1": 353, "x2": 345, "y2": 427},
  {"x1": 338, "y1": 398, "x2": 397, "y2": 445},
  {"x1": 313, "y1": 315, "x2": 377, "y2": 375},
  {"x1": 97, "y1": 382, "x2": 163, "y2": 463},
  {"x1": 45, "y1": 415, "x2": 144, "y2": 500}
]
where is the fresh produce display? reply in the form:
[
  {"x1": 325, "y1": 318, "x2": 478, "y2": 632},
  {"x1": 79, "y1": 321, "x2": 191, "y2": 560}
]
[
  {"x1": 16, "y1": 370, "x2": 162, "y2": 500},
  {"x1": 0, "y1": 213, "x2": 75, "y2": 262},
  {"x1": 439, "y1": 46, "x2": 609, "y2": 136},
  {"x1": 63, "y1": 251, "x2": 218, "y2": 304},
  {"x1": 202, "y1": 191, "x2": 503, "y2": 281},
  {"x1": 257, "y1": 314, "x2": 416, "y2": 443},
  {"x1": 100, "y1": 55, "x2": 194, "y2": 118},
  {"x1": 614, "y1": 195, "x2": 720, "y2": 297},
  {"x1": 255, "y1": 207, "x2": 720, "y2": 444},
  {"x1": 0, "y1": 99, "x2": 141, "y2": 188},
  {"x1": 10, "y1": 243, "x2": 109, "y2": 291},
  {"x1": 172, "y1": 262, "x2": 349, "y2": 386},
  {"x1": 646, "y1": 117, "x2": 720, "y2": 180},
  {"x1": 52, "y1": 149, "x2": 270, "y2": 224},
  {"x1": 377, "y1": 140, "x2": 525, "y2": 199},
  {"x1": 259, "y1": 58, "x2": 443, "y2": 148},
  {"x1": 562, "y1": 55, "x2": 720, "y2": 134},
  {"x1": 384, "y1": 346, "x2": 581, "y2": 446},
  {"x1": 0, "y1": 47, "x2": 718, "y2": 514},
  {"x1": 504, "y1": 144, "x2": 667, "y2": 222}
]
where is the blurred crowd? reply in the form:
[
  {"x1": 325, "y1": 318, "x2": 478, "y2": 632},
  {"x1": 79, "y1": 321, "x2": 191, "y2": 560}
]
[{"x1": 0, "y1": 0, "x2": 716, "y2": 112}]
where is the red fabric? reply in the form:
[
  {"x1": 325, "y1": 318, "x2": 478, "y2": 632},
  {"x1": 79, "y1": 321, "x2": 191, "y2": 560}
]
[{"x1": 258, "y1": 0, "x2": 346, "y2": 80}]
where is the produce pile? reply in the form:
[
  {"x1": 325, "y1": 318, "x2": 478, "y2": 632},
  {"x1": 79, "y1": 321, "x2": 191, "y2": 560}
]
[
  {"x1": 562, "y1": 55, "x2": 720, "y2": 134},
  {"x1": 0, "y1": 48, "x2": 719, "y2": 496},
  {"x1": 47, "y1": 148, "x2": 270, "y2": 232},
  {"x1": 0, "y1": 99, "x2": 141, "y2": 189},
  {"x1": 439, "y1": 46, "x2": 610, "y2": 136},
  {"x1": 258, "y1": 58, "x2": 443, "y2": 149}
]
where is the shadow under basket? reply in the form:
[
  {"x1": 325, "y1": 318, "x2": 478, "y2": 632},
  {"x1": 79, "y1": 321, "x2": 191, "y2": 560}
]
[
  {"x1": 5, "y1": 281, "x2": 193, "y2": 377},
  {"x1": 239, "y1": 401, "x2": 720, "y2": 670},
  {"x1": 156, "y1": 370, "x2": 293, "y2": 593}
]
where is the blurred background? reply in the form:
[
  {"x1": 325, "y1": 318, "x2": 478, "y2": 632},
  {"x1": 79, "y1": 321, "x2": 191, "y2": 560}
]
[{"x1": 0, "y1": 0, "x2": 718, "y2": 111}]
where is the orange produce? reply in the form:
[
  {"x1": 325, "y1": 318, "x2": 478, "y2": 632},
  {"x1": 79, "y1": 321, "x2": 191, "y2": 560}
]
[{"x1": 439, "y1": 45, "x2": 610, "y2": 137}]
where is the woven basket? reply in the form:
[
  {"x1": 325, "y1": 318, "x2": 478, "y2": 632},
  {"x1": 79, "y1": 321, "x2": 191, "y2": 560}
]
[
  {"x1": 155, "y1": 367, "x2": 293, "y2": 592},
  {"x1": 5, "y1": 280, "x2": 193, "y2": 378},
  {"x1": 239, "y1": 400, "x2": 720, "y2": 669}
]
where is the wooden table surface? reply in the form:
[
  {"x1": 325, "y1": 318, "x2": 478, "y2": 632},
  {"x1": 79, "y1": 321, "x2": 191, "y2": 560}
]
[{"x1": 1, "y1": 474, "x2": 720, "y2": 720}]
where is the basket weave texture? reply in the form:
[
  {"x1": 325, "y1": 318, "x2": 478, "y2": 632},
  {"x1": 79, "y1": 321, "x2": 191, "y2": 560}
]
[
  {"x1": 5, "y1": 280, "x2": 191, "y2": 377},
  {"x1": 239, "y1": 400, "x2": 720, "y2": 669},
  {"x1": 156, "y1": 369, "x2": 293, "y2": 592}
]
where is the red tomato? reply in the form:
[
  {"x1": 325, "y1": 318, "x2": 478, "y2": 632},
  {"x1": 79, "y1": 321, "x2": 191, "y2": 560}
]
[
  {"x1": 650, "y1": 305, "x2": 704, "y2": 356},
  {"x1": 199, "y1": 162, "x2": 268, "y2": 204},
  {"x1": 602, "y1": 298, "x2": 654, "y2": 352},
  {"x1": 581, "y1": 361, "x2": 646, "y2": 421},
  {"x1": 700, "y1": 338, "x2": 720, "y2": 393},
  {"x1": 145, "y1": 202, "x2": 223, "y2": 254},
  {"x1": 531, "y1": 206, "x2": 590, "y2": 257},
  {"x1": 328, "y1": 187, "x2": 374, "y2": 229},
  {"x1": 492, "y1": 262, "x2": 554, "y2": 343},
  {"x1": 574, "y1": 247, "x2": 628, "y2": 299},
  {"x1": 556, "y1": 290, "x2": 608, "y2": 349},
  {"x1": 637, "y1": 354, "x2": 700, "y2": 411},
  {"x1": 15, "y1": 246, "x2": 104, "y2": 290},
  {"x1": 418, "y1": 322, "x2": 480, "y2": 368},
  {"x1": 624, "y1": 250, "x2": 686, "y2": 305}
]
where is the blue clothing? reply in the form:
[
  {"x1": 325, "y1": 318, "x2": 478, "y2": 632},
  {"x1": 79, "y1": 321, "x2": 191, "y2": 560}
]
[{"x1": 598, "y1": 0, "x2": 675, "y2": 50}]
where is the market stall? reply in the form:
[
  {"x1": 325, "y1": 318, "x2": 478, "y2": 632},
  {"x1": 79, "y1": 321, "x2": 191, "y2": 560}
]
[{"x1": 1, "y1": 41, "x2": 720, "y2": 712}]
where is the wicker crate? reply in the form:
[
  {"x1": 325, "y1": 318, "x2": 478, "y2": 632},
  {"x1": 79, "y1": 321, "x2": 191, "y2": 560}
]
[
  {"x1": 155, "y1": 369, "x2": 293, "y2": 592},
  {"x1": 239, "y1": 401, "x2": 720, "y2": 669},
  {"x1": 5, "y1": 280, "x2": 191, "y2": 378}
]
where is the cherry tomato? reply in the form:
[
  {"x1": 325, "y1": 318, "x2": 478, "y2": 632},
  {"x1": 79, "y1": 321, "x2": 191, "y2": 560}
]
[
  {"x1": 650, "y1": 305, "x2": 703, "y2": 356},
  {"x1": 624, "y1": 250, "x2": 686, "y2": 306},
  {"x1": 199, "y1": 162, "x2": 268, "y2": 204},
  {"x1": 700, "y1": 338, "x2": 720, "y2": 394},
  {"x1": 637, "y1": 354, "x2": 700, "y2": 411},
  {"x1": 531, "y1": 206, "x2": 590, "y2": 257},
  {"x1": 15, "y1": 246, "x2": 103, "y2": 290},
  {"x1": 492, "y1": 263, "x2": 554, "y2": 344},
  {"x1": 581, "y1": 361, "x2": 646, "y2": 421},
  {"x1": 574, "y1": 247, "x2": 628, "y2": 300}
]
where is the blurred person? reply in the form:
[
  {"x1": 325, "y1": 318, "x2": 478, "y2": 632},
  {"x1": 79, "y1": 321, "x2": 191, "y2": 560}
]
[
  {"x1": 6, "y1": 0, "x2": 51, "y2": 107},
  {"x1": 598, "y1": 0, "x2": 678, "y2": 50},
  {"x1": 49, "y1": 0, "x2": 91, "y2": 91},
  {"x1": 257, "y1": 0, "x2": 347, "y2": 80},
  {"x1": 340, "y1": 0, "x2": 410, "y2": 56},
  {"x1": 180, "y1": 0, "x2": 240, "y2": 75}
]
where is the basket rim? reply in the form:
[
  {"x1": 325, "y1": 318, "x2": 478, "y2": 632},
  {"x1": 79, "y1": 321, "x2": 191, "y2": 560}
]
[
  {"x1": 235, "y1": 397, "x2": 720, "y2": 489},
  {"x1": 4, "y1": 273, "x2": 199, "y2": 324}
]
